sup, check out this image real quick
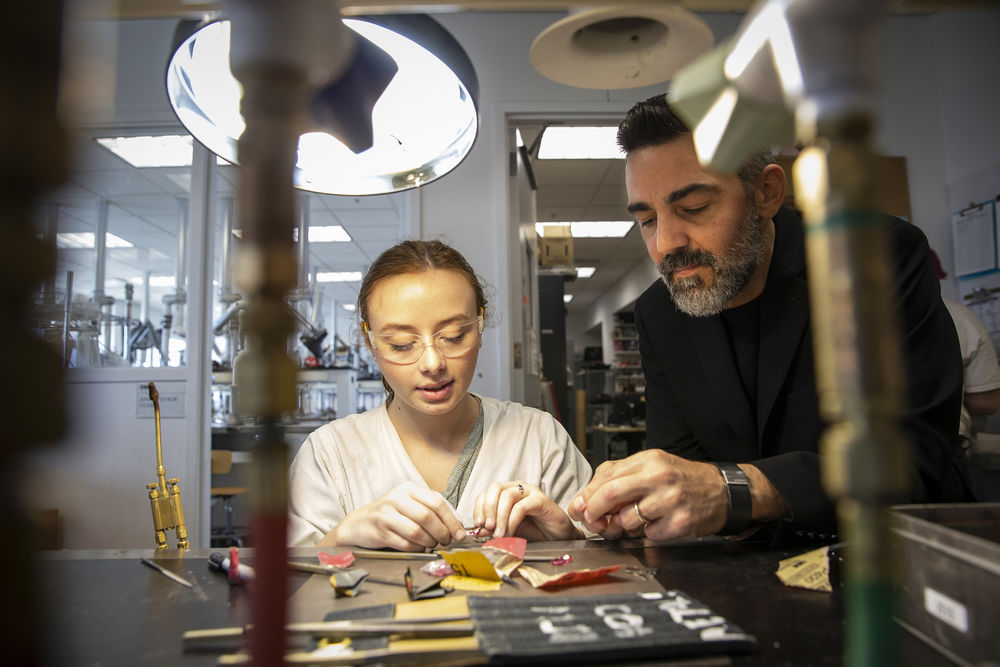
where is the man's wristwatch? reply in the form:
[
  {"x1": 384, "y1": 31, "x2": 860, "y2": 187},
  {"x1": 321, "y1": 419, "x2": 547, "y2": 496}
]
[{"x1": 715, "y1": 462, "x2": 752, "y2": 535}]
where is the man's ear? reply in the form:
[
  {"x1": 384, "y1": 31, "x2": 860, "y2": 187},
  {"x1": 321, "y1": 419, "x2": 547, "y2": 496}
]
[{"x1": 754, "y1": 163, "x2": 787, "y2": 219}]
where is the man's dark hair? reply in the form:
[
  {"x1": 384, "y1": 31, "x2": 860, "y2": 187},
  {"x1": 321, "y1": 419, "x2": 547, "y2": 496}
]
[{"x1": 617, "y1": 94, "x2": 775, "y2": 195}]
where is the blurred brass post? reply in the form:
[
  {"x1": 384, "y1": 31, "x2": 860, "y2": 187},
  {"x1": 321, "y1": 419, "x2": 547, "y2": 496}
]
[{"x1": 795, "y1": 115, "x2": 906, "y2": 667}]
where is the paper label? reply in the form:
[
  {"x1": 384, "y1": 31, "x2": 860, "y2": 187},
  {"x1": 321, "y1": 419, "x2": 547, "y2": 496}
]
[
  {"x1": 775, "y1": 546, "x2": 831, "y2": 592},
  {"x1": 924, "y1": 587, "x2": 969, "y2": 633}
]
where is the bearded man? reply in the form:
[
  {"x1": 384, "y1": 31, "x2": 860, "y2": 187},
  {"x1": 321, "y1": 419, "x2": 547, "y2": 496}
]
[{"x1": 569, "y1": 95, "x2": 966, "y2": 542}]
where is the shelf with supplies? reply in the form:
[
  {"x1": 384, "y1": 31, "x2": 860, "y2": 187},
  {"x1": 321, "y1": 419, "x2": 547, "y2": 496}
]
[{"x1": 612, "y1": 313, "x2": 644, "y2": 394}]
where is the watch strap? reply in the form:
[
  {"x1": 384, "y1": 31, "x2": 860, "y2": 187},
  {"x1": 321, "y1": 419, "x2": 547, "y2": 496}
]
[{"x1": 715, "y1": 462, "x2": 752, "y2": 535}]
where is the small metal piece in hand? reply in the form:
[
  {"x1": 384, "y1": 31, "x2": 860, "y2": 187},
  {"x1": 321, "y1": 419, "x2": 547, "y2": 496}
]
[{"x1": 463, "y1": 526, "x2": 489, "y2": 543}]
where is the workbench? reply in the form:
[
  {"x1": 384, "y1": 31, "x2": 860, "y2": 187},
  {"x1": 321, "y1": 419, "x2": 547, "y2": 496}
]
[{"x1": 34, "y1": 538, "x2": 948, "y2": 665}]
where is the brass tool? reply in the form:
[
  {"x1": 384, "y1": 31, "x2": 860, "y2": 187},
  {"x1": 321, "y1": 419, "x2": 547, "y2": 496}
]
[{"x1": 146, "y1": 381, "x2": 189, "y2": 550}]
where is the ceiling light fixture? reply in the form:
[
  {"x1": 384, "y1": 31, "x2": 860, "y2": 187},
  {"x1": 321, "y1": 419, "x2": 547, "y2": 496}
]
[
  {"x1": 96, "y1": 135, "x2": 232, "y2": 168},
  {"x1": 537, "y1": 126, "x2": 623, "y2": 160},
  {"x1": 57, "y1": 232, "x2": 134, "y2": 249},
  {"x1": 96, "y1": 135, "x2": 194, "y2": 168},
  {"x1": 536, "y1": 221, "x2": 634, "y2": 238},
  {"x1": 307, "y1": 226, "x2": 352, "y2": 243},
  {"x1": 530, "y1": 5, "x2": 713, "y2": 90},
  {"x1": 166, "y1": 14, "x2": 479, "y2": 196},
  {"x1": 563, "y1": 294, "x2": 574, "y2": 304},
  {"x1": 575, "y1": 267, "x2": 596, "y2": 278},
  {"x1": 317, "y1": 271, "x2": 363, "y2": 283}
]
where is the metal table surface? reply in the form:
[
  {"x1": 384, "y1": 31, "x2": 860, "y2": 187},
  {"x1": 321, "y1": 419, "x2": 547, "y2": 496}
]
[{"x1": 34, "y1": 539, "x2": 947, "y2": 665}]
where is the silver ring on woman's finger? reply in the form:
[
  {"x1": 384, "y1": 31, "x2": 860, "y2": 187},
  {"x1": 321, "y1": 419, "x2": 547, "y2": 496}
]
[
  {"x1": 634, "y1": 502, "x2": 650, "y2": 528},
  {"x1": 517, "y1": 483, "x2": 525, "y2": 497}
]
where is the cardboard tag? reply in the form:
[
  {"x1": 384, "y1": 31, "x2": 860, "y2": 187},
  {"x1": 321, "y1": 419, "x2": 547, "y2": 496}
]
[
  {"x1": 394, "y1": 593, "x2": 470, "y2": 620},
  {"x1": 775, "y1": 546, "x2": 831, "y2": 592},
  {"x1": 482, "y1": 536, "x2": 527, "y2": 560},
  {"x1": 440, "y1": 550, "x2": 500, "y2": 581}
]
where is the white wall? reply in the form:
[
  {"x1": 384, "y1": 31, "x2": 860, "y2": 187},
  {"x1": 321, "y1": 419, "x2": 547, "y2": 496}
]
[
  {"x1": 876, "y1": 16, "x2": 951, "y2": 275},
  {"x1": 21, "y1": 369, "x2": 201, "y2": 549},
  {"x1": 930, "y1": 10, "x2": 1000, "y2": 300}
]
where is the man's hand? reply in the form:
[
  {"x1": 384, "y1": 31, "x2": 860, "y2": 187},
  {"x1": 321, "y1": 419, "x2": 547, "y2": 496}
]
[
  {"x1": 569, "y1": 450, "x2": 789, "y2": 540},
  {"x1": 473, "y1": 481, "x2": 582, "y2": 541},
  {"x1": 319, "y1": 481, "x2": 466, "y2": 551},
  {"x1": 568, "y1": 449, "x2": 731, "y2": 540}
]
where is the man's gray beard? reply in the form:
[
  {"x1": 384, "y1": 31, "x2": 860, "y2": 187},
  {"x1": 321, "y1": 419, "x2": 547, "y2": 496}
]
[{"x1": 658, "y1": 201, "x2": 767, "y2": 317}]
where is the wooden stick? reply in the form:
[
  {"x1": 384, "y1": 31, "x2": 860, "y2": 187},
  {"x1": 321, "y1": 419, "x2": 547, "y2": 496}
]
[
  {"x1": 351, "y1": 550, "x2": 439, "y2": 560},
  {"x1": 183, "y1": 615, "x2": 471, "y2": 643},
  {"x1": 217, "y1": 644, "x2": 486, "y2": 665},
  {"x1": 286, "y1": 562, "x2": 406, "y2": 587}
]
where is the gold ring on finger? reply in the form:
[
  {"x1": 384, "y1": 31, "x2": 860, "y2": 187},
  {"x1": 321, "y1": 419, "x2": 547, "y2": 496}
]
[{"x1": 634, "y1": 502, "x2": 650, "y2": 528}]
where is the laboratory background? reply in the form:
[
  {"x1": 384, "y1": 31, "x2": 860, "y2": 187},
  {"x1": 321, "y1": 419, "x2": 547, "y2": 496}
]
[{"x1": 15, "y1": 1, "x2": 1000, "y2": 553}]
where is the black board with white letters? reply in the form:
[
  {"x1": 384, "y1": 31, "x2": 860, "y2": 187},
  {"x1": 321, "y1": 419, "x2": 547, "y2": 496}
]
[{"x1": 468, "y1": 590, "x2": 756, "y2": 664}]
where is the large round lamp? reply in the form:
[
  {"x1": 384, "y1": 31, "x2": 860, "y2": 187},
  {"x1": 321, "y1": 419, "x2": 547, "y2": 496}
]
[{"x1": 166, "y1": 14, "x2": 479, "y2": 196}]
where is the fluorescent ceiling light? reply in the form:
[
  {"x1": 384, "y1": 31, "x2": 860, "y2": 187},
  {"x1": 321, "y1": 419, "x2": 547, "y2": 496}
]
[
  {"x1": 563, "y1": 294, "x2": 574, "y2": 303},
  {"x1": 308, "y1": 226, "x2": 352, "y2": 243},
  {"x1": 537, "y1": 126, "x2": 624, "y2": 159},
  {"x1": 57, "y1": 232, "x2": 134, "y2": 248},
  {"x1": 97, "y1": 135, "x2": 193, "y2": 168},
  {"x1": 341, "y1": 303, "x2": 357, "y2": 311},
  {"x1": 535, "y1": 221, "x2": 634, "y2": 238},
  {"x1": 575, "y1": 267, "x2": 596, "y2": 278},
  {"x1": 317, "y1": 271, "x2": 363, "y2": 283},
  {"x1": 97, "y1": 135, "x2": 231, "y2": 168},
  {"x1": 127, "y1": 276, "x2": 176, "y2": 288}
]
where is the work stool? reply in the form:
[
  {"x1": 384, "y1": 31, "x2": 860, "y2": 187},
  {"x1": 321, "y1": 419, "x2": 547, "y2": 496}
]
[{"x1": 211, "y1": 450, "x2": 248, "y2": 547}]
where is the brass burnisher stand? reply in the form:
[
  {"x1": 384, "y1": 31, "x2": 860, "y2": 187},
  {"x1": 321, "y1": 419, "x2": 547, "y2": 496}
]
[{"x1": 146, "y1": 381, "x2": 189, "y2": 550}]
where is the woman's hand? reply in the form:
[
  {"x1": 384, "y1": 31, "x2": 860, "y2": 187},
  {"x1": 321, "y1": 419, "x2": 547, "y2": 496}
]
[
  {"x1": 320, "y1": 481, "x2": 466, "y2": 551},
  {"x1": 473, "y1": 481, "x2": 583, "y2": 542}
]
